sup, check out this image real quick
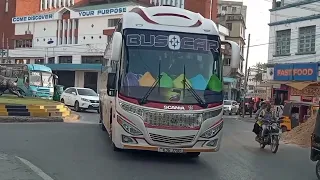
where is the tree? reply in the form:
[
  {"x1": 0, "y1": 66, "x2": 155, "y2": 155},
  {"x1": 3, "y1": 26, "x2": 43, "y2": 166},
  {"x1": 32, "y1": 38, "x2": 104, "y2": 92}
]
[{"x1": 252, "y1": 62, "x2": 267, "y2": 83}]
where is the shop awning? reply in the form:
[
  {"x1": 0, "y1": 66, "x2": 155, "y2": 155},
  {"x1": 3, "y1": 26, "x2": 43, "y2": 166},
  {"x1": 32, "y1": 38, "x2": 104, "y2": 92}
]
[
  {"x1": 285, "y1": 81, "x2": 318, "y2": 90},
  {"x1": 257, "y1": 81, "x2": 319, "y2": 90}
]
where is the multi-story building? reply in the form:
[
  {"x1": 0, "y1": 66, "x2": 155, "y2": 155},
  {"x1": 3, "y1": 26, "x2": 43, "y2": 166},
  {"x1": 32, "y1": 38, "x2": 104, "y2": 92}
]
[
  {"x1": 0, "y1": 0, "x2": 16, "y2": 52},
  {"x1": 267, "y1": 0, "x2": 320, "y2": 104},
  {"x1": 9, "y1": 0, "x2": 218, "y2": 91},
  {"x1": 217, "y1": 0, "x2": 247, "y2": 100}
]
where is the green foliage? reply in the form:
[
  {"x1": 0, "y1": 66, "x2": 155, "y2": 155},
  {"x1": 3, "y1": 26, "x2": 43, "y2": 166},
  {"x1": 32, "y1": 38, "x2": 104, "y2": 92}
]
[{"x1": 251, "y1": 62, "x2": 267, "y2": 82}]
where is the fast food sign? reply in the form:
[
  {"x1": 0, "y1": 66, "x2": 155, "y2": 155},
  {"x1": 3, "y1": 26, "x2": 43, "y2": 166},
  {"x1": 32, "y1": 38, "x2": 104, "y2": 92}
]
[{"x1": 273, "y1": 63, "x2": 318, "y2": 81}]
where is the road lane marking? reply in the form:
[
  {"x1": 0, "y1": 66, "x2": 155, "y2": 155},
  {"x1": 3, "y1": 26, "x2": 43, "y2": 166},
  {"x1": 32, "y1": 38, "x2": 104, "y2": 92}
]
[{"x1": 16, "y1": 156, "x2": 54, "y2": 180}]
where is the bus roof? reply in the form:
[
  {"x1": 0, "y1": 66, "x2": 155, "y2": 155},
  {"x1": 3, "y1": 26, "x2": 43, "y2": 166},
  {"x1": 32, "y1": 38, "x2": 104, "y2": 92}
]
[{"x1": 27, "y1": 64, "x2": 52, "y2": 72}]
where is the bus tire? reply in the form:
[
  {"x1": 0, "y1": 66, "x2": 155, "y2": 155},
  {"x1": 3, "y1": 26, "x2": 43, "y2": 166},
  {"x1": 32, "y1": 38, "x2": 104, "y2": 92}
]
[{"x1": 187, "y1": 152, "x2": 200, "y2": 157}]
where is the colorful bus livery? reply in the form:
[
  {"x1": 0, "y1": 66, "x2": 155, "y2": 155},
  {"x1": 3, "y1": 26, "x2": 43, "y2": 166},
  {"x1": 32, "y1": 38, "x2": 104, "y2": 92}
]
[{"x1": 0, "y1": 64, "x2": 57, "y2": 99}]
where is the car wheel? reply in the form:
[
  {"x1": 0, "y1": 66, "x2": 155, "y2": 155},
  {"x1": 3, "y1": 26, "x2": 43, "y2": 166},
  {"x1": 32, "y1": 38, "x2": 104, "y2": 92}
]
[
  {"x1": 61, "y1": 98, "x2": 64, "y2": 103},
  {"x1": 74, "y1": 101, "x2": 80, "y2": 112}
]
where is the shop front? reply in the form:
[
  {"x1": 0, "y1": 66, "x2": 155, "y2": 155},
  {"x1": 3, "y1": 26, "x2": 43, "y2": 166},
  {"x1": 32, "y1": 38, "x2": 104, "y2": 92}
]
[{"x1": 271, "y1": 62, "x2": 319, "y2": 104}]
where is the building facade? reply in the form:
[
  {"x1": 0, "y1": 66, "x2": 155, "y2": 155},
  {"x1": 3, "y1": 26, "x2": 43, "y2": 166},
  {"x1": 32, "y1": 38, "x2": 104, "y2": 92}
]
[
  {"x1": 8, "y1": 0, "x2": 219, "y2": 91},
  {"x1": 0, "y1": 0, "x2": 16, "y2": 53},
  {"x1": 217, "y1": 0, "x2": 247, "y2": 100},
  {"x1": 268, "y1": 0, "x2": 320, "y2": 64},
  {"x1": 266, "y1": 0, "x2": 320, "y2": 104}
]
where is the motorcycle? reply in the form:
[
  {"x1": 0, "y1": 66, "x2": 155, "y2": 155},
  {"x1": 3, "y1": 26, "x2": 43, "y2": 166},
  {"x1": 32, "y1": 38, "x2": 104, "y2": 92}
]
[{"x1": 255, "y1": 119, "x2": 282, "y2": 153}]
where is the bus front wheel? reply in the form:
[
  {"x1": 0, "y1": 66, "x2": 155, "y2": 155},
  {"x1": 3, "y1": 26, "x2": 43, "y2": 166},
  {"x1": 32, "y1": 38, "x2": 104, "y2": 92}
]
[{"x1": 186, "y1": 152, "x2": 200, "y2": 157}]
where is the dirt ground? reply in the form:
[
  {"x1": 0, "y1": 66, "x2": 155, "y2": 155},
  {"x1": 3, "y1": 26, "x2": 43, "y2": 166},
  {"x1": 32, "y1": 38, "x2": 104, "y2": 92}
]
[{"x1": 281, "y1": 116, "x2": 315, "y2": 147}]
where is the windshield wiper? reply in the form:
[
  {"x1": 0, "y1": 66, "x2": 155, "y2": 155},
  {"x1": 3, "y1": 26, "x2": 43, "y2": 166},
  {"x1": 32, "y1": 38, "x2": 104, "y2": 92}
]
[
  {"x1": 139, "y1": 61, "x2": 162, "y2": 105},
  {"x1": 182, "y1": 65, "x2": 207, "y2": 108}
]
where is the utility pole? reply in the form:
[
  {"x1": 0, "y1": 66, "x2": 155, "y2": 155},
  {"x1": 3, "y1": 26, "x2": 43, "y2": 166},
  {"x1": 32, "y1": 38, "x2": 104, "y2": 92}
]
[
  {"x1": 1, "y1": 33, "x2": 4, "y2": 63},
  {"x1": 242, "y1": 33, "x2": 251, "y2": 118},
  {"x1": 6, "y1": 38, "x2": 9, "y2": 64}
]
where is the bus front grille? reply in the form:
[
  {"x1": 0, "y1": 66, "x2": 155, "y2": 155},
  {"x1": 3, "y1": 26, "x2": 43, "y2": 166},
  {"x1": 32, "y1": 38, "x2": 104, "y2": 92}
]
[{"x1": 149, "y1": 133, "x2": 195, "y2": 144}]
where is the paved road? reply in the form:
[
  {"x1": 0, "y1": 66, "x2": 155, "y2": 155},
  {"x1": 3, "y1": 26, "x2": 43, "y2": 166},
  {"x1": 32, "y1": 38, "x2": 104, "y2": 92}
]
[{"x1": 0, "y1": 116, "x2": 317, "y2": 180}]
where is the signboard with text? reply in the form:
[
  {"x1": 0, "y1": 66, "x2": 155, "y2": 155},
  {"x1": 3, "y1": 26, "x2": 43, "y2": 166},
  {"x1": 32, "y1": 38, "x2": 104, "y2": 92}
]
[
  {"x1": 12, "y1": 14, "x2": 54, "y2": 23},
  {"x1": 273, "y1": 63, "x2": 318, "y2": 81},
  {"x1": 77, "y1": 7, "x2": 127, "y2": 18}
]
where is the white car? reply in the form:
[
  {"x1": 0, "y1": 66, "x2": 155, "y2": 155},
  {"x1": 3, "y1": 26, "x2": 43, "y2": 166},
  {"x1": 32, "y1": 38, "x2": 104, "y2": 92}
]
[
  {"x1": 223, "y1": 100, "x2": 238, "y2": 115},
  {"x1": 60, "y1": 87, "x2": 100, "y2": 113}
]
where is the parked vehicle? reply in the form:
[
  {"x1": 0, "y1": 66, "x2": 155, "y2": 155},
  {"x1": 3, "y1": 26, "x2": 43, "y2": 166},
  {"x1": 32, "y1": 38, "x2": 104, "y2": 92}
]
[
  {"x1": 310, "y1": 101, "x2": 320, "y2": 179},
  {"x1": 279, "y1": 101, "x2": 318, "y2": 132},
  {"x1": 53, "y1": 85, "x2": 64, "y2": 101},
  {"x1": 60, "y1": 87, "x2": 99, "y2": 113},
  {"x1": 255, "y1": 119, "x2": 282, "y2": 153},
  {"x1": 0, "y1": 64, "x2": 58, "y2": 99},
  {"x1": 99, "y1": 5, "x2": 240, "y2": 155},
  {"x1": 223, "y1": 100, "x2": 238, "y2": 115}
]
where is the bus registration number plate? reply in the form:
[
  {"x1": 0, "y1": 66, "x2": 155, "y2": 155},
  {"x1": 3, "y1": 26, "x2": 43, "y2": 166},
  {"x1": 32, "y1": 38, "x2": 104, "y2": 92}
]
[{"x1": 158, "y1": 147, "x2": 183, "y2": 153}]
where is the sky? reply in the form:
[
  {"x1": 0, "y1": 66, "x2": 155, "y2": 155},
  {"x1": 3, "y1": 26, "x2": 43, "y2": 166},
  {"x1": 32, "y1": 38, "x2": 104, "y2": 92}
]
[{"x1": 234, "y1": 0, "x2": 272, "y2": 67}]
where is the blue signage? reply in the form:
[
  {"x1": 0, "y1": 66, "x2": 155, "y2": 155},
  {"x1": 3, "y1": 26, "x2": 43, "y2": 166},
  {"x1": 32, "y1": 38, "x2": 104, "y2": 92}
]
[
  {"x1": 273, "y1": 63, "x2": 318, "y2": 81},
  {"x1": 79, "y1": 7, "x2": 127, "y2": 17},
  {"x1": 12, "y1": 14, "x2": 54, "y2": 23}
]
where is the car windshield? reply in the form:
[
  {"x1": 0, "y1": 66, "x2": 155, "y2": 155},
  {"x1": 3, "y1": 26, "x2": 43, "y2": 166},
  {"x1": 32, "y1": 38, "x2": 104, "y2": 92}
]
[
  {"x1": 77, "y1": 89, "x2": 97, "y2": 96},
  {"x1": 224, "y1": 101, "x2": 232, "y2": 105},
  {"x1": 29, "y1": 71, "x2": 42, "y2": 86},
  {"x1": 42, "y1": 72, "x2": 53, "y2": 87},
  {"x1": 119, "y1": 29, "x2": 222, "y2": 104}
]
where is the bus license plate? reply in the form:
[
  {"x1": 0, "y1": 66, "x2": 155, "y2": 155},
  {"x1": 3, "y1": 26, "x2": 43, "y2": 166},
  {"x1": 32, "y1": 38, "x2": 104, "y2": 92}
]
[{"x1": 158, "y1": 147, "x2": 183, "y2": 153}]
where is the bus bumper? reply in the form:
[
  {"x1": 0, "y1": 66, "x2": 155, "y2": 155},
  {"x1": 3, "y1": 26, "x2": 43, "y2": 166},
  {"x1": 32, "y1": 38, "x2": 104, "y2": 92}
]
[{"x1": 113, "y1": 122, "x2": 222, "y2": 153}]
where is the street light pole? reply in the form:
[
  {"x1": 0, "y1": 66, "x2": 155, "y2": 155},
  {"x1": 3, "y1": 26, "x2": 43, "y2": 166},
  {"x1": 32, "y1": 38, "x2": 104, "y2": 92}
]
[{"x1": 242, "y1": 34, "x2": 251, "y2": 118}]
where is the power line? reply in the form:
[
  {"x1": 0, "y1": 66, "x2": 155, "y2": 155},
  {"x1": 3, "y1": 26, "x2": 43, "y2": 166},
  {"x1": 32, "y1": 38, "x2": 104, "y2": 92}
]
[{"x1": 246, "y1": 27, "x2": 320, "y2": 48}]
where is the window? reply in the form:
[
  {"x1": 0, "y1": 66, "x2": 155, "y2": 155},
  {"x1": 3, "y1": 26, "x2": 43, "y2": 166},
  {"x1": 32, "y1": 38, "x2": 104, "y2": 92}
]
[
  {"x1": 108, "y1": 18, "x2": 120, "y2": 27},
  {"x1": 232, "y1": 7, "x2": 236, "y2": 13},
  {"x1": 275, "y1": 29, "x2": 291, "y2": 55},
  {"x1": 74, "y1": 36, "x2": 78, "y2": 44},
  {"x1": 35, "y1": 59, "x2": 44, "y2": 64},
  {"x1": 222, "y1": 6, "x2": 227, "y2": 11},
  {"x1": 226, "y1": 23, "x2": 232, "y2": 30},
  {"x1": 298, "y1": 25, "x2": 316, "y2": 53},
  {"x1": 81, "y1": 56, "x2": 103, "y2": 64},
  {"x1": 41, "y1": 0, "x2": 45, "y2": 10},
  {"x1": 59, "y1": 56, "x2": 72, "y2": 63},
  {"x1": 15, "y1": 39, "x2": 32, "y2": 48},
  {"x1": 223, "y1": 58, "x2": 231, "y2": 66},
  {"x1": 48, "y1": 57, "x2": 55, "y2": 64},
  {"x1": 5, "y1": 0, "x2": 8, "y2": 12},
  {"x1": 74, "y1": 19, "x2": 79, "y2": 29},
  {"x1": 248, "y1": 85, "x2": 254, "y2": 90}
]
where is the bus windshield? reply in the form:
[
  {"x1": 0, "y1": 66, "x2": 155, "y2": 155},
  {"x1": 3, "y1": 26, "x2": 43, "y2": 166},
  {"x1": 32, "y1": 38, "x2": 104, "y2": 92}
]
[
  {"x1": 29, "y1": 71, "x2": 53, "y2": 87},
  {"x1": 119, "y1": 28, "x2": 223, "y2": 104}
]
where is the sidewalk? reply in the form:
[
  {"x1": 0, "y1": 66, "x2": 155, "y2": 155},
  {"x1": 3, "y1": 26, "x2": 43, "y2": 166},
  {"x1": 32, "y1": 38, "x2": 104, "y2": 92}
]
[{"x1": 0, "y1": 153, "x2": 43, "y2": 180}]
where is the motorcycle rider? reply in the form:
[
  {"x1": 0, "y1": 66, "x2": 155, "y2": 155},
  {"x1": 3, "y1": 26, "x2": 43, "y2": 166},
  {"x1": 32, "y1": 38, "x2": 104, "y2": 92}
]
[{"x1": 257, "y1": 103, "x2": 276, "y2": 141}]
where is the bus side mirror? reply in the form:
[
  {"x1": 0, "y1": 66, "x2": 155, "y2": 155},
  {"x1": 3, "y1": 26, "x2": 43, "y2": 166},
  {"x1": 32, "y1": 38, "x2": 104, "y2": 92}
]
[
  {"x1": 107, "y1": 73, "x2": 116, "y2": 96},
  {"x1": 221, "y1": 40, "x2": 240, "y2": 69},
  {"x1": 110, "y1": 32, "x2": 122, "y2": 62}
]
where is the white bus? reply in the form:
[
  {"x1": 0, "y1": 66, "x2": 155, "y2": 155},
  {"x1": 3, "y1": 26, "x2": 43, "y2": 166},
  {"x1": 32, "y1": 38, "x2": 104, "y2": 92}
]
[{"x1": 99, "y1": 5, "x2": 240, "y2": 157}]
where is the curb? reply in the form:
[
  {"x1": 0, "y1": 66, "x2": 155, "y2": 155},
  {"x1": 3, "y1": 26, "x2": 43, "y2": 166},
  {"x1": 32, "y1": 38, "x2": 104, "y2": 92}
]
[
  {"x1": 0, "y1": 112, "x2": 80, "y2": 123},
  {"x1": 0, "y1": 116, "x2": 63, "y2": 123},
  {"x1": 0, "y1": 104, "x2": 71, "y2": 118}
]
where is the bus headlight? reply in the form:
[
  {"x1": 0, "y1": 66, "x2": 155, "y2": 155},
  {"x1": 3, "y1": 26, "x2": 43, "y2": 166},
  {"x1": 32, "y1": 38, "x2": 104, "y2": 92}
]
[
  {"x1": 200, "y1": 120, "x2": 223, "y2": 139},
  {"x1": 117, "y1": 115, "x2": 143, "y2": 136}
]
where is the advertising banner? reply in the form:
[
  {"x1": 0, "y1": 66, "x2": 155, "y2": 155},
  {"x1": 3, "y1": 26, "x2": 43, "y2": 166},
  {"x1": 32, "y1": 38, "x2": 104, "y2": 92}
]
[{"x1": 273, "y1": 63, "x2": 318, "y2": 81}]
